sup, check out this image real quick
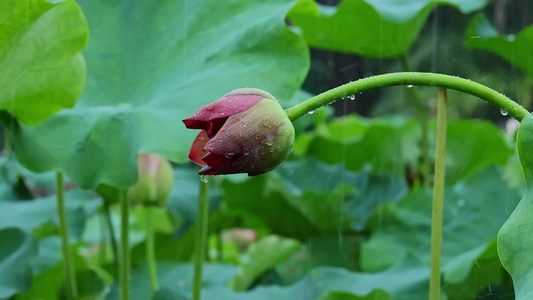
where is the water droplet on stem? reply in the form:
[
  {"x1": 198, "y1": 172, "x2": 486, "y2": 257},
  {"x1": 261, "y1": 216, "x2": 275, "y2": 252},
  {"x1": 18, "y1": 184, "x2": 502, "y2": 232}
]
[
  {"x1": 501, "y1": 108, "x2": 509, "y2": 116},
  {"x1": 200, "y1": 175, "x2": 209, "y2": 183},
  {"x1": 308, "y1": 110, "x2": 315, "y2": 115}
]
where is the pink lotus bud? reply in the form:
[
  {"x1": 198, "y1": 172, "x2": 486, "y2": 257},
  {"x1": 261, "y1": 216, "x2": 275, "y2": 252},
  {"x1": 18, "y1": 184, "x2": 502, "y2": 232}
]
[
  {"x1": 128, "y1": 153, "x2": 174, "y2": 206},
  {"x1": 222, "y1": 228, "x2": 257, "y2": 250},
  {"x1": 183, "y1": 88, "x2": 295, "y2": 176}
]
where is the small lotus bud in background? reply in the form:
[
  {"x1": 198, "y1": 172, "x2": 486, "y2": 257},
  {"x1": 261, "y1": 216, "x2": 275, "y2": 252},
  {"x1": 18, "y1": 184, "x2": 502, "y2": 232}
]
[
  {"x1": 183, "y1": 88, "x2": 295, "y2": 176},
  {"x1": 128, "y1": 153, "x2": 174, "y2": 206},
  {"x1": 222, "y1": 228, "x2": 257, "y2": 250},
  {"x1": 505, "y1": 118, "x2": 520, "y2": 137}
]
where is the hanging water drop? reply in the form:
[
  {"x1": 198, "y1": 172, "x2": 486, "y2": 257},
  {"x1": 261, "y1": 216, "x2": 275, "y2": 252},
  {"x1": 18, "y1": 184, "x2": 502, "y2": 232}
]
[
  {"x1": 501, "y1": 108, "x2": 509, "y2": 116},
  {"x1": 406, "y1": 84, "x2": 413, "y2": 88},
  {"x1": 308, "y1": 110, "x2": 315, "y2": 115},
  {"x1": 348, "y1": 94, "x2": 355, "y2": 100},
  {"x1": 200, "y1": 175, "x2": 209, "y2": 183}
]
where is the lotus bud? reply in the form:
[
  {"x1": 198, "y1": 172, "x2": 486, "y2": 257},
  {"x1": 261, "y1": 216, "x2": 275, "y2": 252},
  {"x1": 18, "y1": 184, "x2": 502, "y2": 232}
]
[
  {"x1": 128, "y1": 153, "x2": 174, "y2": 206},
  {"x1": 183, "y1": 88, "x2": 295, "y2": 176}
]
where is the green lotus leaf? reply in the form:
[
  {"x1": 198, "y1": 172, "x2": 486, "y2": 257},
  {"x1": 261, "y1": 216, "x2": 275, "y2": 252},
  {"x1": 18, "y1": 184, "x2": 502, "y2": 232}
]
[
  {"x1": 466, "y1": 13, "x2": 533, "y2": 78},
  {"x1": 5, "y1": 0, "x2": 309, "y2": 189},
  {"x1": 0, "y1": 0, "x2": 88, "y2": 124},
  {"x1": 289, "y1": 0, "x2": 487, "y2": 58}
]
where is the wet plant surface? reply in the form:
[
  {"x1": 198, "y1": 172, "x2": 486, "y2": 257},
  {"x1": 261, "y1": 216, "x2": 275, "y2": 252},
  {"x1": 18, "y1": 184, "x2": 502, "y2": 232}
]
[{"x1": 1, "y1": 0, "x2": 532, "y2": 300}]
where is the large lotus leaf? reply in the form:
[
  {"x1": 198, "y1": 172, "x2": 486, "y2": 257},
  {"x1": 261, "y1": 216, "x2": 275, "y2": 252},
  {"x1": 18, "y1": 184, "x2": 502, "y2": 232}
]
[
  {"x1": 228, "y1": 236, "x2": 300, "y2": 291},
  {"x1": 0, "y1": 190, "x2": 100, "y2": 240},
  {"x1": 223, "y1": 174, "x2": 320, "y2": 240},
  {"x1": 300, "y1": 116, "x2": 511, "y2": 183},
  {"x1": 288, "y1": 0, "x2": 487, "y2": 58},
  {"x1": 16, "y1": 263, "x2": 63, "y2": 300},
  {"x1": 302, "y1": 115, "x2": 421, "y2": 176},
  {"x1": 105, "y1": 263, "x2": 238, "y2": 300},
  {"x1": 5, "y1": 0, "x2": 309, "y2": 189},
  {"x1": 498, "y1": 114, "x2": 533, "y2": 300},
  {"x1": 444, "y1": 240, "x2": 510, "y2": 300},
  {"x1": 466, "y1": 13, "x2": 533, "y2": 78},
  {"x1": 0, "y1": 228, "x2": 38, "y2": 298},
  {"x1": 18, "y1": 236, "x2": 112, "y2": 300},
  {"x1": 150, "y1": 259, "x2": 429, "y2": 300},
  {"x1": 362, "y1": 167, "x2": 520, "y2": 284},
  {"x1": 276, "y1": 235, "x2": 365, "y2": 287},
  {"x1": 221, "y1": 158, "x2": 406, "y2": 240},
  {"x1": 275, "y1": 158, "x2": 407, "y2": 231},
  {"x1": 0, "y1": 155, "x2": 29, "y2": 201},
  {"x1": 0, "y1": 0, "x2": 87, "y2": 124},
  {"x1": 444, "y1": 120, "x2": 511, "y2": 183}
]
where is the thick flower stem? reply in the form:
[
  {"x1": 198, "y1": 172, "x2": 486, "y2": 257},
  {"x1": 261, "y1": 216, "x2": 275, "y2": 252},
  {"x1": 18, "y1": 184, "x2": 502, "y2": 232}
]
[
  {"x1": 56, "y1": 172, "x2": 78, "y2": 299},
  {"x1": 285, "y1": 72, "x2": 530, "y2": 122},
  {"x1": 399, "y1": 57, "x2": 431, "y2": 186},
  {"x1": 193, "y1": 179, "x2": 209, "y2": 300},
  {"x1": 429, "y1": 88, "x2": 447, "y2": 300},
  {"x1": 119, "y1": 190, "x2": 130, "y2": 300},
  {"x1": 146, "y1": 206, "x2": 159, "y2": 292}
]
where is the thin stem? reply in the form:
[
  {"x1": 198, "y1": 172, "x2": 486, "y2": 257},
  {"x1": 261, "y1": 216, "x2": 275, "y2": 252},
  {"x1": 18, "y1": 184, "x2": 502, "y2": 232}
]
[
  {"x1": 119, "y1": 190, "x2": 130, "y2": 300},
  {"x1": 146, "y1": 206, "x2": 159, "y2": 292},
  {"x1": 193, "y1": 179, "x2": 209, "y2": 300},
  {"x1": 103, "y1": 196, "x2": 119, "y2": 267},
  {"x1": 429, "y1": 88, "x2": 447, "y2": 300},
  {"x1": 216, "y1": 227, "x2": 223, "y2": 262},
  {"x1": 99, "y1": 213, "x2": 107, "y2": 265},
  {"x1": 285, "y1": 72, "x2": 529, "y2": 122},
  {"x1": 56, "y1": 172, "x2": 78, "y2": 299},
  {"x1": 400, "y1": 57, "x2": 431, "y2": 186}
]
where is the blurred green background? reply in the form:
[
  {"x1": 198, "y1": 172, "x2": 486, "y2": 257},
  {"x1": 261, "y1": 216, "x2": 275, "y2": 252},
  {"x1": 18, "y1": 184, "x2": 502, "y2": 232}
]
[{"x1": 1, "y1": 0, "x2": 532, "y2": 299}]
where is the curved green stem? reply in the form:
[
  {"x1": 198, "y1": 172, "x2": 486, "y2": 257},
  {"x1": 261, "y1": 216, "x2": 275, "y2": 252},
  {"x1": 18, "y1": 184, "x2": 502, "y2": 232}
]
[
  {"x1": 399, "y1": 57, "x2": 431, "y2": 186},
  {"x1": 119, "y1": 190, "x2": 130, "y2": 300},
  {"x1": 429, "y1": 88, "x2": 447, "y2": 300},
  {"x1": 146, "y1": 206, "x2": 159, "y2": 292},
  {"x1": 193, "y1": 178, "x2": 209, "y2": 300},
  {"x1": 56, "y1": 172, "x2": 78, "y2": 299},
  {"x1": 286, "y1": 72, "x2": 529, "y2": 122}
]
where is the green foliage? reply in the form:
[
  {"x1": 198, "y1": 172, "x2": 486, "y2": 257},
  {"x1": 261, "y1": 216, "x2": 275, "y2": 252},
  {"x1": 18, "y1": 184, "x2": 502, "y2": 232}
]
[
  {"x1": 0, "y1": 228, "x2": 37, "y2": 298},
  {"x1": 228, "y1": 236, "x2": 300, "y2": 291},
  {"x1": 289, "y1": 0, "x2": 487, "y2": 58},
  {"x1": 300, "y1": 115, "x2": 421, "y2": 176},
  {"x1": 0, "y1": 0, "x2": 88, "y2": 124},
  {"x1": 498, "y1": 114, "x2": 533, "y2": 300},
  {"x1": 445, "y1": 241, "x2": 509, "y2": 300},
  {"x1": 275, "y1": 158, "x2": 407, "y2": 231},
  {"x1": 2, "y1": 0, "x2": 533, "y2": 299},
  {"x1": 6, "y1": 0, "x2": 309, "y2": 189},
  {"x1": 466, "y1": 13, "x2": 533, "y2": 78},
  {"x1": 444, "y1": 120, "x2": 511, "y2": 182},
  {"x1": 0, "y1": 191, "x2": 100, "y2": 239},
  {"x1": 362, "y1": 167, "x2": 519, "y2": 284}
]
